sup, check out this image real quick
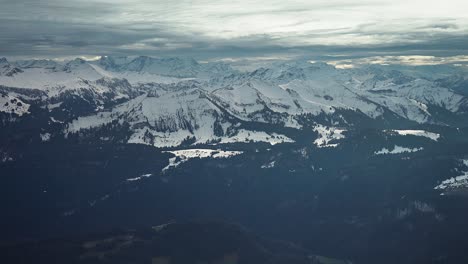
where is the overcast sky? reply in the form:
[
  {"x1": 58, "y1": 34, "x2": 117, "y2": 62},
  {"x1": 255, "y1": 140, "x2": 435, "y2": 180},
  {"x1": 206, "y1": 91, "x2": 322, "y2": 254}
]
[{"x1": 1, "y1": 0, "x2": 468, "y2": 62}]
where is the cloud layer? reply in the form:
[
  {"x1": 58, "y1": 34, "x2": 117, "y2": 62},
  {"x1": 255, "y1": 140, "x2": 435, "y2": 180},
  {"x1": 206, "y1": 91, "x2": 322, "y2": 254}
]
[{"x1": 1, "y1": 0, "x2": 468, "y2": 60}]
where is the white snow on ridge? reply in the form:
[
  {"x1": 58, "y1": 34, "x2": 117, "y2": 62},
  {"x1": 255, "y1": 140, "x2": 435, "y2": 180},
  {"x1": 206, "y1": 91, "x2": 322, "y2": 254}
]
[
  {"x1": 66, "y1": 93, "x2": 296, "y2": 148},
  {"x1": 89, "y1": 64, "x2": 191, "y2": 85},
  {"x1": 50, "y1": 117, "x2": 64, "y2": 123},
  {"x1": 0, "y1": 94, "x2": 30, "y2": 116},
  {"x1": 0, "y1": 63, "x2": 187, "y2": 91},
  {"x1": 435, "y1": 159, "x2": 468, "y2": 192},
  {"x1": 0, "y1": 63, "x2": 189, "y2": 104},
  {"x1": 313, "y1": 125, "x2": 346, "y2": 148},
  {"x1": 209, "y1": 81, "x2": 302, "y2": 129},
  {"x1": 218, "y1": 129, "x2": 294, "y2": 146},
  {"x1": 390, "y1": 130, "x2": 440, "y2": 141},
  {"x1": 47, "y1": 102, "x2": 62, "y2": 111},
  {"x1": 168, "y1": 149, "x2": 243, "y2": 159},
  {"x1": 375, "y1": 145, "x2": 423, "y2": 155},
  {"x1": 435, "y1": 175, "x2": 468, "y2": 191},
  {"x1": 0, "y1": 67, "x2": 102, "y2": 91},
  {"x1": 126, "y1": 173, "x2": 153, "y2": 182},
  {"x1": 2, "y1": 58, "x2": 467, "y2": 127},
  {"x1": 162, "y1": 149, "x2": 243, "y2": 172},
  {"x1": 66, "y1": 95, "x2": 147, "y2": 134}
]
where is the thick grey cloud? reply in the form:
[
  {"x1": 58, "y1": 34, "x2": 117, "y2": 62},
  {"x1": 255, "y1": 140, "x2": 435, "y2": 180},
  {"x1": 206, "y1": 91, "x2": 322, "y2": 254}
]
[{"x1": 1, "y1": 0, "x2": 467, "y2": 61}]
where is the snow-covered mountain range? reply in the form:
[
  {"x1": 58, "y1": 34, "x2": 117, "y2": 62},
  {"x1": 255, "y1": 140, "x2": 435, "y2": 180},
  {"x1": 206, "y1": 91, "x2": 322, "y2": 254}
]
[
  {"x1": 1, "y1": 56, "x2": 467, "y2": 147},
  {"x1": 2, "y1": 56, "x2": 468, "y2": 263}
]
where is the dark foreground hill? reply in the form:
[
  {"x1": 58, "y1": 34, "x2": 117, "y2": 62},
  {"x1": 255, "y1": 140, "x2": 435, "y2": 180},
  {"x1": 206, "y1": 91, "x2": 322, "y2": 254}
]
[{"x1": 0, "y1": 221, "x2": 350, "y2": 264}]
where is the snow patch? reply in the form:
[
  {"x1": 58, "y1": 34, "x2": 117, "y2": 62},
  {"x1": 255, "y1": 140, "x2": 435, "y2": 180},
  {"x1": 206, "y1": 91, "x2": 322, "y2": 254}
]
[
  {"x1": 219, "y1": 130, "x2": 294, "y2": 146},
  {"x1": 261, "y1": 161, "x2": 276, "y2": 169},
  {"x1": 0, "y1": 94, "x2": 30, "y2": 116},
  {"x1": 390, "y1": 130, "x2": 440, "y2": 141},
  {"x1": 313, "y1": 125, "x2": 346, "y2": 148},
  {"x1": 0, "y1": 150, "x2": 13, "y2": 163},
  {"x1": 40, "y1": 133, "x2": 51, "y2": 142},
  {"x1": 435, "y1": 159, "x2": 468, "y2": 192},
  {"x1": 47, "y1": 102, "x2": 62, "y2": 111},
  {"x1": 162, "y1": 149, "x2": 243, "y2": 172},
  {"x1": 126, "y1": 173, "x2": 152, "y2": 182},
  {"x1": 50, "y1": 117, "x2": 64, "y2": 123},
  {"x1": 375, "y1": 145, "x2": 423, "y2": 155}
]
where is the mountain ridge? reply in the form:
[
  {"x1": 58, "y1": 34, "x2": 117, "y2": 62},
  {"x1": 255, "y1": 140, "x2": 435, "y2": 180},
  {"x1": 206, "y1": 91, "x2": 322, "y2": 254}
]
[{"x1": 0, "y1": 56, "x2": 467, "y2": 148}]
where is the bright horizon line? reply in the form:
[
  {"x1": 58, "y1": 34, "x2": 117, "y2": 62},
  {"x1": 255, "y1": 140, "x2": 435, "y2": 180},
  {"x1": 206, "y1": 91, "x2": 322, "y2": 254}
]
[{"x1": 3, "y1": 54, "x2": 468, "y2": 69}]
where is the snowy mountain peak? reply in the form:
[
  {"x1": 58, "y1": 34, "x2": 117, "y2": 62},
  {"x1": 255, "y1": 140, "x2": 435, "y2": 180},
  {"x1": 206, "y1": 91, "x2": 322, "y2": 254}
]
[
  {"x1": 0, "y1": 57, "x2": 9, "y2": 66},
  {"x1": 65, "y1": 58, "x2": 87, "y2": 67},
  {"x1": 0, "y1": 56, "x2": 467, "y2": 137},
  {"x1": 122, "y1": 56, "x2": 201, "y2": 77},
  {"x1": 61, "y1": 58, "x2": 102, "y2": 78},
  {"x1": 15, "y1": 59, "x2": 61, "y2": 70},
  {"x1": 0, "y1": 58, "x2": 23, "y2": 77},
  {"x1": 95, "y1": 56, "x2": 129, "y2": 71}
]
